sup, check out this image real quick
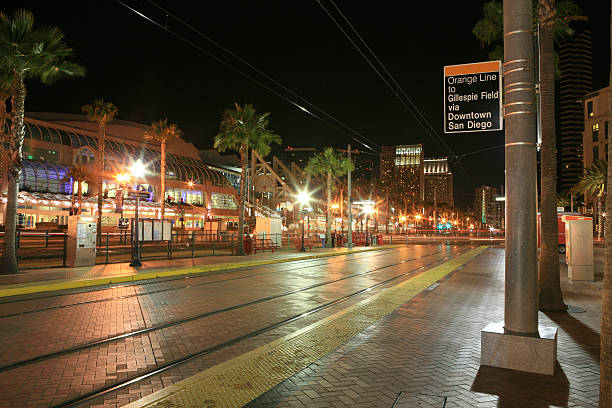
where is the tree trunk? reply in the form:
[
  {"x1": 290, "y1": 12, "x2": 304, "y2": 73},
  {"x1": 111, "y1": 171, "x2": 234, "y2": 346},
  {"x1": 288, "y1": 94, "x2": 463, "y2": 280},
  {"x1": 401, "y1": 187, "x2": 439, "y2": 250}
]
[
  {"x1": 386, "y1": 191, "x2": 390, "y2": 234},
  {"x1": 97, "y1": 121, "x2": 105, "y2": 242},
  {"x1": 537, "y1": 0, "x2": 566, "y2": 311},
  {"x1": 236, "y1": 145, "x2": 247, "y2": 256},
  {"x1": 160, "y1": 140, "x2": 166, "y2": 220},
  {"x1": 600, "y1": 1, "x2": 612, "y2": 402},
  {"x1": 326, "y1": 171, "x2": 332, "y2": 248},
  {"x1": 1, "y1": 72, "x2": 26, "y2": 274},
  {"x1": 599, "y1": 195, "x2": 605, "y2": 239}
]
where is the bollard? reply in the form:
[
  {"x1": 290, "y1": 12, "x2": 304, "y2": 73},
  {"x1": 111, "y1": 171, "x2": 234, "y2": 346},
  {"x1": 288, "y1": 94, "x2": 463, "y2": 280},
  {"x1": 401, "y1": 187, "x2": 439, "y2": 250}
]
[{"x1": 191, "y1": 233, "x2": 195, "y2": 258}]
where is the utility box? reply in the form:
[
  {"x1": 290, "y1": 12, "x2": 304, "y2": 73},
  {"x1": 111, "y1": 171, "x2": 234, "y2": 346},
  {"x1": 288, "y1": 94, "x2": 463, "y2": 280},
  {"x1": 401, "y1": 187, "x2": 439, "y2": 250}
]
[
  {"x1": 562, "y1": 215, "x2": 593, "y2": 281},
  {"x1": 66, "y1": 215, "x2": 97, "y2": 267}
]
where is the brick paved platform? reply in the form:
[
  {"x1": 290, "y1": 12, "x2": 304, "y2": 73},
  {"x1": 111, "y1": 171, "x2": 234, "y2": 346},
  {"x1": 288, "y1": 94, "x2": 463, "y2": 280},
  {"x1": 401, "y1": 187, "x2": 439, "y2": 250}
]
[
  {"x1": 125, "y1": 247, "x2": 601, "y2": 408},
  {"x1": 246, "y1": 247, "x2": 601, "y2": 407}
]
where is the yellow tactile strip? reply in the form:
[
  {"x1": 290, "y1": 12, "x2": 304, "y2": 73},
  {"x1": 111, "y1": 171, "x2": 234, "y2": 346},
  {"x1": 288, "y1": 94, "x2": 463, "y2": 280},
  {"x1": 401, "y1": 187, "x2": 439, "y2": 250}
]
[
  {"x1": 126, "y1": 246, "x2": 488, "y2": 408},
  {"x1": 0, "y1": 245, "x2": 403, "y2": 298}
]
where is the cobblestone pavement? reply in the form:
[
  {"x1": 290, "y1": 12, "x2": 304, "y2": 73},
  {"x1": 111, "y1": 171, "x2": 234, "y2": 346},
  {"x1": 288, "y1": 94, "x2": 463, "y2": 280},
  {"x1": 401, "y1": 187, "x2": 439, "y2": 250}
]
[
  {"x1": 247, "y1": 248, "x2": 601, "y2": 408},
  {"x1": 0, "y1": 244, "x2": 466, "y2": 407}
]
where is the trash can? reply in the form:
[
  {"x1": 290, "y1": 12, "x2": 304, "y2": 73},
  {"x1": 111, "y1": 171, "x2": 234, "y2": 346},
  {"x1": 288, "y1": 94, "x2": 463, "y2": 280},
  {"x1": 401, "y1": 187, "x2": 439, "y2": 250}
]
[
  {"x1": 243, "y1": 235, "x2": 253, "y2": 255},
  {"x1": 377, "y1": 233, "x2": 383, "y2": 245}
]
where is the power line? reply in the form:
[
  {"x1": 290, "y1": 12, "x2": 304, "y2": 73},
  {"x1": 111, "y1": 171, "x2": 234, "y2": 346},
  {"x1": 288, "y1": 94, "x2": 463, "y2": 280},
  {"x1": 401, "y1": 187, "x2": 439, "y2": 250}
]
[
  {"x1": 113, "y1": 0, "x2": 377, "y2": 152},
  {"x1": 318, "y1": 0, "x2": 455, "y2": 157}
]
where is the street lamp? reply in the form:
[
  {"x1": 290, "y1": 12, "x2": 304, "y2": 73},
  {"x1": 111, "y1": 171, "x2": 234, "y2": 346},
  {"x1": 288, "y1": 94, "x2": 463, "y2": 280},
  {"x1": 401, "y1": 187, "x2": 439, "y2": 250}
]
[
  {"x1": 364, "y1": 205, "x2": 374, "y2": 246},
  {"x1": 297, "y1": 190, "x2": 311, "y2": 252},
  {"x1": 129, "y1": 160, "x2": 146, "y2": 267}
]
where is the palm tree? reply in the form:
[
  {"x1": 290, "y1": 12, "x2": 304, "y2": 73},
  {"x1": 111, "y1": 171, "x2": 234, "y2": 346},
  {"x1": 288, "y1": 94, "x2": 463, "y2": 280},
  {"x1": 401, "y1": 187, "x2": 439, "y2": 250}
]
[
  {"x1": 305, "y1": 147, "x2": 354, "y2": 248},
  {"x1": 62, "y1": 165, "x2": 92, "y2": 214},
  {"x1": 602, "y1": 1, "x2": 612, "y2": 402},
  {"x1": 0, "y1": 66, "x2": 11, "y2": 180},
  {"x1": 214, "y1": 103, "x2": 281, "y2": 256},
  {"x1": 538, "y1": 0, "x2": 565, "y2": 311},
  {"x1": 0, "y1": 10, "x2": 85, "y2": 274},
  {"x1": 144, "y1": 119, "x2": 182, "y2": 220},
  {"x1": 575, "y1": 160, "x2": 607, "y2": 239},
  {"x1": 81, "y1": 99, "x2": 118, "y2": 241}
]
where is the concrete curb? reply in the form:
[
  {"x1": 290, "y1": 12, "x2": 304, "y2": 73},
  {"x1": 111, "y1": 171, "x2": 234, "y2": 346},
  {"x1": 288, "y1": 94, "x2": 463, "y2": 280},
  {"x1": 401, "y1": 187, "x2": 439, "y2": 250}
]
[{"x1": 0, "y1": 245, "x2": 404, "y2": 299}]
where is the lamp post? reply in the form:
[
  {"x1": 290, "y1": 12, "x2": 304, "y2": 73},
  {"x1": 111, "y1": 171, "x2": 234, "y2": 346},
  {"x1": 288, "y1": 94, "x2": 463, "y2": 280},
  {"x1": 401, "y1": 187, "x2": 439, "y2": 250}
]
[
  {"x1": 129, "y1": 160, "x2": 146, "y2": 267},
  {"x1": 297, "y1": 190, "x2": 311, "y2": 252},
  {"x1": 364, "y1": 205, "x2": 373, "y2": 246}
]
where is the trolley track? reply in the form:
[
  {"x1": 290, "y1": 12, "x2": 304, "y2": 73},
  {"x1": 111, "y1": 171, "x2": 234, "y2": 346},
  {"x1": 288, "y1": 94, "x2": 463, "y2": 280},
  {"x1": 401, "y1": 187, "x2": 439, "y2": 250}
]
[
  {"x1": 0, "y1": 246, "x2": 404, "y2": 317},
  {"x1": 50, "y1": 248, "x2": 469, "y2": 408},
  {"x1": 0, "y1": 248, "x2": 450, "y2": 372}
]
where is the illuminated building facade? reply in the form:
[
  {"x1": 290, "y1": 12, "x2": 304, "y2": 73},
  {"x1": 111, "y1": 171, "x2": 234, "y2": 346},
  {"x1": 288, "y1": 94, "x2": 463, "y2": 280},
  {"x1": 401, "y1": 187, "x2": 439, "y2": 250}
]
[
  {"x1": 423, "y1": 158, "x2": 453, "y2": 207},
  {"x1": 0, "y1": 113, "x2": 239, "y2": 231},
  {"x1": 558, "y1": 16, "x2": 592, "y2": 192},
  {"x1": 473, "y1": 185, "x2": 497, "y2": 228},
  {"x1": 380, "y1": 145, "x2": 424, "y2": 202},
  {"x1": 581, "y1": 86, "x2": 610, "y2": 218}
]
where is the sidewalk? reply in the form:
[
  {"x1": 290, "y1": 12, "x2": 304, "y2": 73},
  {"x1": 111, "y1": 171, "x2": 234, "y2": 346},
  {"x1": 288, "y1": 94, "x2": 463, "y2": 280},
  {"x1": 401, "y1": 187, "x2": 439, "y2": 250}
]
[
  {"x1": 126, "y1": 247, "x2": 602, "y2": 408},
  {"x1": 0, "y1": 244, "x2": 401, "y2": 298}
]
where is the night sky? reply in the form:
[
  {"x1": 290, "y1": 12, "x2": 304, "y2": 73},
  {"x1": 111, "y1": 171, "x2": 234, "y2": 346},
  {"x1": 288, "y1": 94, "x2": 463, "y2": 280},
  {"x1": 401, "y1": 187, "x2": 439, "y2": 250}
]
[{"x1": 8, "y1": 0, "x2": 611, "y2": 208}]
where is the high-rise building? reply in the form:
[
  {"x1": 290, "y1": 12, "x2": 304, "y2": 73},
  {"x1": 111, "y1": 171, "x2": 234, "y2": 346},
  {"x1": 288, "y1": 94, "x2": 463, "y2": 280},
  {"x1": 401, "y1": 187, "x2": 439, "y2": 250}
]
[
  {"x1": 473, "y1": 185, "x2": 497, "y2": 228},
  {"x1": 558, "y1": 16, "x2": 592, "y2": 192},
  {"x1": 423, "y1": 158, "x2": 453, "y2": 207},
  {"x1": 380, "y1": 145, "x2": 424, "y2": 203},
  {"x1": 580, "y1": 86, "x2": 610, "y2": 219}
]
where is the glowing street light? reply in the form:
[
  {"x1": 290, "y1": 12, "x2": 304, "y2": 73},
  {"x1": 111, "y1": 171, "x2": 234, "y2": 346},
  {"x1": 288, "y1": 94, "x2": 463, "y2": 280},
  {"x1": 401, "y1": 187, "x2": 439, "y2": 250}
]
[
  {"x1": 130, "y1": 160, "x2": 146, "y2": 178},
  {"x1": 296, "y1": 190, "x2": 311, "y2": 252}
]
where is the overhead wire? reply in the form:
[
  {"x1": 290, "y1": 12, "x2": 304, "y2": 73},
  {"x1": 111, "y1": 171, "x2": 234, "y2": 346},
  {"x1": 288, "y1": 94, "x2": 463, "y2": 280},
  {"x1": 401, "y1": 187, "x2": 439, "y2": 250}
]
[
  {"x1": 318, "y1": 0, "x2": 485, "y2": 186},
  {"x1": 318, "y1": 0, "x2": 455, "y2": 157},
  {"x1": 113, "y1": 0, "x2": 377, "y2": 152}
]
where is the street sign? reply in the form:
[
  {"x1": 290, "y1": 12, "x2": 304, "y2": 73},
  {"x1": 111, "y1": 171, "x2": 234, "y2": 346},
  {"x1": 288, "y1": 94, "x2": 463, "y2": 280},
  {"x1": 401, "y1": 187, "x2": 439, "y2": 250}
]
[{"x1": 444, "y1": 61, "x2": 502, "y2": 133}]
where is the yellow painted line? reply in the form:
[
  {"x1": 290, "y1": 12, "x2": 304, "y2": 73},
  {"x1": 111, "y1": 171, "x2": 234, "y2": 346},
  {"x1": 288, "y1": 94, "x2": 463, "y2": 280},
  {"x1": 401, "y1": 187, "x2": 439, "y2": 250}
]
[
  {"x1": 0, "y1": 245, "x2": 403, "y2": 298},
  {"x1": 125, "y1": 246, "x2": 488, "y2": 408}
]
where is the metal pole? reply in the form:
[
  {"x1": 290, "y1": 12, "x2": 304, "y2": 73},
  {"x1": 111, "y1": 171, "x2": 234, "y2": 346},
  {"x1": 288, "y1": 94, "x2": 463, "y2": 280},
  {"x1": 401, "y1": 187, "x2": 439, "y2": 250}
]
[
  {"x1": 503, "y1": 0, "x2": 538, "y2": 335},
  {"x1": 347, "y1": 144, "x2": 353, "y2": 248},
  {"x1": 300, "y1": 210, "x2": 306, "y2": 252},
  {"x1": 130, "y1": 196, "x2": 142, "y2": 267},
  {"x1": 105, "y1": 233, "x2": 109, "y2": 264}
]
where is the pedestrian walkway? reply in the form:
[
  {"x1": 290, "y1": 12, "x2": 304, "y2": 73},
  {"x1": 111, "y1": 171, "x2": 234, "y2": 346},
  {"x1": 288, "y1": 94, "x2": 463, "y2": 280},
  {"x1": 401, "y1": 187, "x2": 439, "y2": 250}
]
[
  {"x1": 0, "y1": 245, "x2": 401, "y2": 298},
  {"x1": 126, "y1": 247, "x2": 601, "y2": 407}
]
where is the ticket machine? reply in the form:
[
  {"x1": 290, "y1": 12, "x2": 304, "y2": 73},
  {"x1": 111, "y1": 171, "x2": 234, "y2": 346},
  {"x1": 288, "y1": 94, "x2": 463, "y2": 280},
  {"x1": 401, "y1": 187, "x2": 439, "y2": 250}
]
[
  {"x1": 66, "y1": 215, "x2": 97, "y2": 267},
  {"x1": 562, "y1": 215, "x2": 593, "y2": 281}
]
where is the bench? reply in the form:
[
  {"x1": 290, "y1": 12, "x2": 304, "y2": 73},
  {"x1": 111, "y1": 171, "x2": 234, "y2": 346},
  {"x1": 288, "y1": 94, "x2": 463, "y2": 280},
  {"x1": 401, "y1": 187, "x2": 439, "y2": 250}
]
[{"x1": 253, "y1": 238, "x2": 280, "y2": 253}]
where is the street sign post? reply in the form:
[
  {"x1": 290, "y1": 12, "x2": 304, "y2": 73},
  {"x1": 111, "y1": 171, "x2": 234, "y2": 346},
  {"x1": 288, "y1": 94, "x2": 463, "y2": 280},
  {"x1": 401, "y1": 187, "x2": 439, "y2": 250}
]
[{"x1": 444, "y1": 61, "x2": 502, "y2": 133}]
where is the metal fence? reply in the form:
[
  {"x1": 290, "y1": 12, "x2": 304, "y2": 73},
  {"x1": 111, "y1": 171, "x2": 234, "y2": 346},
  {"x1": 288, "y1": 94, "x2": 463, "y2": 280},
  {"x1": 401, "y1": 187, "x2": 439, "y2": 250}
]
[
  {"x1": 0, "y1": 229, "x2": 495, "y2": 269},
  {"x1": 0, "y1": 231, "x2": 337, "y2": 269}
]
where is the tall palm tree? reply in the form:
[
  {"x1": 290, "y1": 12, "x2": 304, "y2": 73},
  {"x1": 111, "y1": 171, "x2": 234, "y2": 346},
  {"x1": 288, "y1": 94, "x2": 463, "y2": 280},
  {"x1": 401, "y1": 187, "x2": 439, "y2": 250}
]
[
  {"x1": 305, "y1": 147, "x2": 354, "y2": 248},
  {"x1": 602, "y1": 2, "x2": 612, "y2": 402},
  {"x1": 144, "y1": 119, "x2": 182, "y2": 220},
  {"x1": 538, "y1": 0, "x2": 565, "y2": 311},
  {"x1": 214, "y1": 103, "x2": 281, "y2": 256},
  {"x1": 62, "y1": 165, "x2": 93, "y2": 214},
  {"x1": 0, "y1": 10, "x2": 85, "y2": 274},
  {"x1": 81, "y1": 99, "x2": 118, "y2": 240},
  {"x1": 575, "y1": 160, "x2": 607, "y2": 238},
  {"x1": 0, "y1": 66, "x2": 12, "y2": 180}
]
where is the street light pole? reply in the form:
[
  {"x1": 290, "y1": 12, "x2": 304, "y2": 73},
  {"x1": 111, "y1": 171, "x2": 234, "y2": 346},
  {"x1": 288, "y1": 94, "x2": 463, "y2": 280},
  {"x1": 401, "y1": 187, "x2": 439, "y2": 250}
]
[
  {"x1": 347, "y1": 144, "x2": 353, "y2": 248},
  {"x1": 300, "y1": 213, "x2": 305, "y2": 252},
  {"x1": 130, "y1": 195, "x2": 142, "y2": 267}
]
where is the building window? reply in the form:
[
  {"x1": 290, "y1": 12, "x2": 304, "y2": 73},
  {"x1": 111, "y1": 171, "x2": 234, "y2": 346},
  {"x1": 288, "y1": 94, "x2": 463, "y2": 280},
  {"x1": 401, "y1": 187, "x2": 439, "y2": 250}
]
[
  {"x1": 211, "y1": 192, "x2": 238, "y2": 210},
  {"x1": 593, "y1": 123, "x2": 599, "y2": 142},
  {"x1": 593, "y1": 146, "x2": 599, "y2": 162},
  {"x1": 587, "y1": 100, "x2": 594, "y2": 118}
]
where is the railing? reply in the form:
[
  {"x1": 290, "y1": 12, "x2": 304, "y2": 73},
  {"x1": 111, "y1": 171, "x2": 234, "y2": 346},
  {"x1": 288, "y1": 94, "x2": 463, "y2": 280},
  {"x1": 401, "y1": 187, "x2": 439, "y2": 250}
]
[
  {"x1": 0, "y1": 231, "x2": 339, "y2": 269},
  {"x1": 0, "y1": 229, "x2": 503, "y2": 269}
]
